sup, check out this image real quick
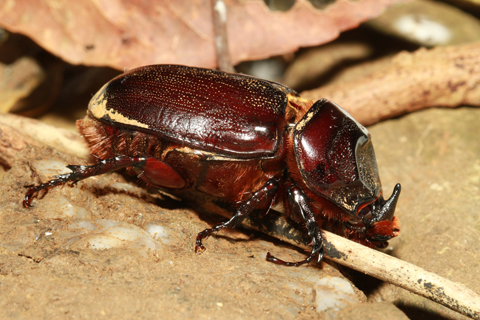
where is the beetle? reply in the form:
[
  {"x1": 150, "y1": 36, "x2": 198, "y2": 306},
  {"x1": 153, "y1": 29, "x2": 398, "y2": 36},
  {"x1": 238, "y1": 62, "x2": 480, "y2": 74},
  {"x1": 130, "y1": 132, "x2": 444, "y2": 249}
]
[{"x1": 23, "y1": 65, "x2": 401, "y2": 266}]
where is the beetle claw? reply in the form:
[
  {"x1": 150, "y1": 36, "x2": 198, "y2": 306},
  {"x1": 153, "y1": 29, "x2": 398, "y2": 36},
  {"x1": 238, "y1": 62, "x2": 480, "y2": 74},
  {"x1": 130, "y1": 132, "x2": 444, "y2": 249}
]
[
  {"x1": 23, "y1": 185, "x2": 44, "y2": 208},
  {"x1": 23, "y1": 193, "x2": 35, "y2": 208},
  {"x1": 317, "y1": 247, "x2": 325, "y2": 263},
  {"x1": 195, "y1": 229, "x2": 213, "y2": 253},
  {"x1": 266, "y1": 238, "x2": 325, "y2": 267},
  {"x1": 195, "y1": 243, "x2": 206, "y2": 253}
]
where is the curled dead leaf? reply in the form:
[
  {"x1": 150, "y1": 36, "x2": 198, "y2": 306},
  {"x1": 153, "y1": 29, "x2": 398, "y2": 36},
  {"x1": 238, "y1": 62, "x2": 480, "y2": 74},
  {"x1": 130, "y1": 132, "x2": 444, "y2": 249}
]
[{"x1": 0, "y1": 0, "x2": 408, "y2": 69}]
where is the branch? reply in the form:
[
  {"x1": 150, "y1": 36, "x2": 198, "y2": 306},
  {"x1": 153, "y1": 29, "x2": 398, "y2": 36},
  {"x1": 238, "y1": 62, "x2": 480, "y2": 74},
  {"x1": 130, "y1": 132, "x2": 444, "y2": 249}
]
[
  {"x1": 302, "y1": 41, "x2": 480, "y2": 126},
  {"x1": 183, "y1": 191, "x2": 480, "y2": 320}
]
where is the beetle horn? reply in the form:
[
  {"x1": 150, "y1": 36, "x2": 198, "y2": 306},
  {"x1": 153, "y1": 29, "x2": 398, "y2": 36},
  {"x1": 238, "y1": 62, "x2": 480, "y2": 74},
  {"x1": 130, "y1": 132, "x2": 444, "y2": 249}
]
[{"x1": 376, "y1": 183, "x2": 401, "y2": 221}]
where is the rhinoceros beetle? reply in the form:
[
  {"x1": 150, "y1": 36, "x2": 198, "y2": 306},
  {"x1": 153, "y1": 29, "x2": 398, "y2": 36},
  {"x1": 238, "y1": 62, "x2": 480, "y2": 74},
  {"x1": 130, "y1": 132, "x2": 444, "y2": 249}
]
[{"x1": 23, "y1": 65, "x2": 401, "y2": 266}]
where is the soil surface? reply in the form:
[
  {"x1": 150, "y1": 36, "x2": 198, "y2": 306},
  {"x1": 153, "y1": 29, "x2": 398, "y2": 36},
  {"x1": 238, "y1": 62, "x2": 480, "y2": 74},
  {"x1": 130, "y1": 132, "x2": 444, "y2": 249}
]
[{"x1": 0, "y1": 106, "x2": 479, "y2": 319}]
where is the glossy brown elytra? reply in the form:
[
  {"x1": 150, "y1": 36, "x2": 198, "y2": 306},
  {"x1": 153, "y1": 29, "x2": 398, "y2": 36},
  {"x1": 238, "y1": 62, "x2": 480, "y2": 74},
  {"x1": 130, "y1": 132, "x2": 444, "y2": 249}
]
[{"x1": 23, "y1": 65, "x2": 401, "y2": 266}]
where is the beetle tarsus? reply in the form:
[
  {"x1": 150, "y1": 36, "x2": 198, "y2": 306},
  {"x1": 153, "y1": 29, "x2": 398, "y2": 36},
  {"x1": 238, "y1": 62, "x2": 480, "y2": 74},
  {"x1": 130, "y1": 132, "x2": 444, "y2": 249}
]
[
  {"x1": 195, "y1": 225, "x2": 223, "y2": 253},
  {"x1": 23, "y1": 176, "x2": 72, "y2": 208},
  {"x1": 266, "y1": 245, "x2": 325, "y2": 267},
  {"x1": 265, "y1": 225, "x2": 325, "y2": 267},
  {"x1": 194, "y1": 237, "x2": 207, "y2": 253},
  {"x1": 265, "y1": 251, "x2": 311, "y2": 267}
]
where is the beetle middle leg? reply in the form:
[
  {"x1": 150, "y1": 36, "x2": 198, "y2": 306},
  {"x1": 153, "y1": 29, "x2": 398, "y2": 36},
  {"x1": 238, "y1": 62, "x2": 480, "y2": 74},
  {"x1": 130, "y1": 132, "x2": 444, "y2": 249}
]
[
  {"x1": 266, "y1": 185, "x2": 325, "y2": 267},
  {"x1": 195, "y1": 179, "x2": 279, "y2": 253}
]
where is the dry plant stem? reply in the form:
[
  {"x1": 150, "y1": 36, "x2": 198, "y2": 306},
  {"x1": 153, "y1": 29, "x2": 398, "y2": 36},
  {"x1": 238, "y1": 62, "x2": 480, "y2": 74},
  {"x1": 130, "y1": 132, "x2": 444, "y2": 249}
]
[
  {"x1": 211, "y1": 0, "x2": 234, "y2": 73},
  {"x1": 320, "y1": 231, "x2": 480, "y2": 319},
  {"x1": 302, "y1": 41, "x2": 480, "y2": 126},
  {"x1": 249, "y1": 216, "x2": 480, "y2": 319},
  {"x1": 189, "y1": 193, "x2": 480, "y2": 320}
]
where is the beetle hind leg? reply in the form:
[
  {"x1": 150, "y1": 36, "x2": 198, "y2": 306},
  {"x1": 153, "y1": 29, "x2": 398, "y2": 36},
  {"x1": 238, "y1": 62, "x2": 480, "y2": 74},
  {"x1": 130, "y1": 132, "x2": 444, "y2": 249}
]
[
  {"x1": 23, "y1": 155, "x2": 185, "y2": 208},
  {"x1": 195, "y1": 179, "x2": 278, "y2": 253},
  {"x1": 22, "y1": 160, "x2": 119, "y2": 208},
  {"x1": 266, "y1": 185, "x2": 325, "y2": 267}
]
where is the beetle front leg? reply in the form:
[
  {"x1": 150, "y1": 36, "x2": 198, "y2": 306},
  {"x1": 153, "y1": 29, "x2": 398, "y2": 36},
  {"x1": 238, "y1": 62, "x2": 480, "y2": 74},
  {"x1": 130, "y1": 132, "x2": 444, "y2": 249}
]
[
  {"x1": 195, "y1": 179, "x2": 278, "y2": 253},
  {"x1": 266, "y1": 185, "x2": 325, "y2": 267}
]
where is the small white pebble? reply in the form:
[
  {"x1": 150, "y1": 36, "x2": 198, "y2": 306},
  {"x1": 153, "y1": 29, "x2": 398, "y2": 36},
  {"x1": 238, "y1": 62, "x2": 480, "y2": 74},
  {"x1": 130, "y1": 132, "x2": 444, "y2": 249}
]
[
  {"x1": 65, "y1": 220, "x2": 159, "y2": 251},
  {"x1": 88, "y1": 234, "x2": 125, "y2": 250},
  {"x1": 32, "y1": 160, "x2": 73, "y2": 177},
  {"x1": 69, "y1": 220, "x2": 97, "y2": 231},
  {"x1": 146, "y1": 223, "x2": 170, "y2": 243},
  {"x1": 96, "y1": 219, "x2": 121, "y2": 228},
  {"x1": 315, "y1": 277, "x2": 359, "y2": 311}
]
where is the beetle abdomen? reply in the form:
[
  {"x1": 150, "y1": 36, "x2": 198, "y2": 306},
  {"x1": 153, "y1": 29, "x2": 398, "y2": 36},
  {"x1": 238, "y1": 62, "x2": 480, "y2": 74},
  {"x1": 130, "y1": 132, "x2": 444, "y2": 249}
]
[
  {"x1": 78, "y1": 115, "x2": 281, "y2": 202},
  {"x1": 78, "y1": 115, "x2": 164, "y2": 161}
]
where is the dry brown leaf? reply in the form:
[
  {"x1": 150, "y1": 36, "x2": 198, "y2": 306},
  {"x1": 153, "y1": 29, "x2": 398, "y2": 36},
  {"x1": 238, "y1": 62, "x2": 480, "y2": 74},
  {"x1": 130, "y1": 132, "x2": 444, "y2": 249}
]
[
  {"x1": 0, "y1": 0, "x2": 407, "y2": 69},
  {"x1": 302, "y1": 41, "x2": 480, "y2": 125}
]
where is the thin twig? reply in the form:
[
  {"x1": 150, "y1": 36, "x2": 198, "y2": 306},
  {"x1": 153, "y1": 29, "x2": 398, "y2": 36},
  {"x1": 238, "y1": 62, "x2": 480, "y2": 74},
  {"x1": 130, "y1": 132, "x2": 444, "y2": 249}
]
[
  {"x1": 186, "y1": 191, "x2": 480, "y2": 320},
  {"x1": 211, "y1": 0, "x2": 234, "y2": 72},
  {"x1": 302, "y1": 41, "x2": 480, "y2": 126},
  {"x1": 321, "y1": 231, "x2": 480, "y2": 319}
]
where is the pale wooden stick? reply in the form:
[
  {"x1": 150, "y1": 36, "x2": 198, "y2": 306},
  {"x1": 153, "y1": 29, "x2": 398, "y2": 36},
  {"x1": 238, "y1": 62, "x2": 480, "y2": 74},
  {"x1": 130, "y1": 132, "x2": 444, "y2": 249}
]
[
  {"x1": 320, "y1": 230, "x2": 480, "y2": 320},
  {"x1": 0, "y1": 114, "x2": 89, "y2": 162},
  {"x1": 190, "y1": 194, "x2": 480, "y2": 320}
]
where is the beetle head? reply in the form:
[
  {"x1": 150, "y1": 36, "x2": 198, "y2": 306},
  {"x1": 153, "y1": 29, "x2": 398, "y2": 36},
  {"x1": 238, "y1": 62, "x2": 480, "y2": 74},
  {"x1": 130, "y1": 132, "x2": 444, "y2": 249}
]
[{"x1": 293, "y1": 100, "x2": 400, "y2": 244}]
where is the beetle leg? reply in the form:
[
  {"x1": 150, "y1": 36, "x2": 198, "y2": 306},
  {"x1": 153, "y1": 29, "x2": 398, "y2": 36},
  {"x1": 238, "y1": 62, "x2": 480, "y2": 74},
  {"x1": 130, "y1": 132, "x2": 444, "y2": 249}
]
[
  {"x1": 266, "y1": 185, "x2": 325, "y2": 267},
  {"x1": 195, "y1": 179, "x2": 278, "y2": 253},
  {"x1": 23, "y1": 155, "x2": 185, "y2": 208}
]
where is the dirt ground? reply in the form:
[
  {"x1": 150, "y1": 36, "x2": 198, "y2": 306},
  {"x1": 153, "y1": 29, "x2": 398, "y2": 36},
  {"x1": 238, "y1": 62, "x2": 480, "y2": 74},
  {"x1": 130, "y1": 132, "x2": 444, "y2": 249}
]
[{"x1": 0, "y1": 106, "x2": 479, "y2": 319}]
